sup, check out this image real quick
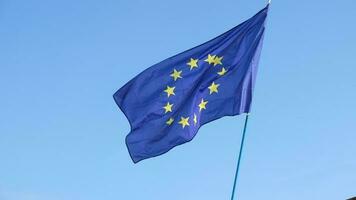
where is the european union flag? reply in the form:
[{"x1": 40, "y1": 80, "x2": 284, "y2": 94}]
[{"x1": 114, "y1": 5, "x2": 269, "y2": 163}]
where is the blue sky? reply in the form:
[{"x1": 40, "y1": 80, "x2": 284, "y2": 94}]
[{"x1": 1, "y1": 0, "x2": 356, "y2": 199}]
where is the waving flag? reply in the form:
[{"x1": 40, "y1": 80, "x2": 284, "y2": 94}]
[{"x1": 114, "y1": 5, "x2": 269, "y2": 163}]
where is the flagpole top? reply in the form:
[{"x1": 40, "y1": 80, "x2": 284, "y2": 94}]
[{"x1": 268, "y1": 0, "x2": 271, "y2": 4}]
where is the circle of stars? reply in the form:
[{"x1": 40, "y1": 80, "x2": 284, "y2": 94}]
[{"x1": 163, "y1": 54, "x2": 228, "y2": 128}]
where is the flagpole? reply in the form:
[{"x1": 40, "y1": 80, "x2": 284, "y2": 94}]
[{"x1": 230, "y1": 113, "x2": 250, "y2": 200}]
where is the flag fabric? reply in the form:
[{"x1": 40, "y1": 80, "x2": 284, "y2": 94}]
[{"x1": 114, "y1": 5, "x2": 269, "y2": 163}]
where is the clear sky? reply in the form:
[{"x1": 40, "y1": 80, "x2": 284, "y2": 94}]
[{"x1": 1, "y1": 0, "x2": 355, "y2": 200}]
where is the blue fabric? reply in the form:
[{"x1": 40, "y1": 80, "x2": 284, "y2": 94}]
[{"x1": 114, "y1": 6, "x2": 269, "y2": 163}]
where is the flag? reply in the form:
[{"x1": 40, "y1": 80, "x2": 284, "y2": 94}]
[{"x1": 114, "y1": 5, "x2": 269, "y2": 163}]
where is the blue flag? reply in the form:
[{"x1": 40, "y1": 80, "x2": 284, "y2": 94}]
[{"x1": 114, "y1": 5, "x2": 269, "y2": 163}]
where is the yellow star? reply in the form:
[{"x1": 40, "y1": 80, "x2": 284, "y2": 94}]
[
  {"x1": 217, "y1": 67, "x2": 227, "y2": 76},
  {"x1": 163, "y1": 102, "x2": 173, "y2": 113},
  {"x1": 213, "y1": 56, "x2": 223, "y2": 66},
  {"x1": 193, "y1": 113, "x2": 197, "y2": 125},
  {"x1": 198, "y1": 98, "x2": 208, "y2": 112},
  {"x1": 204, "y1": 54, "x2": 216, "y2": 65},
  {"x1": 187, "y1": 58, "x2": 198, "y2": 70},
  {"x1": 170, "y1": 69, "x2": 182, "y2": 81},
  {"x1": 208, "y1": 82, "x2": 220, "y2": 94},
  {"x1": 178, "y1": 116, "x2": 190, "y2": 128},
  {"x1": 166, "y1": 117, "x2": 174, "y2": 125},
  {"x1": 164, "y1": 86, "x2": 175, "y2": 97}
]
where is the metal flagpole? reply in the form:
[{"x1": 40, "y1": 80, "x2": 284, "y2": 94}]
[
  {"x1": 230, "y1": 113, "x2": 250, "y2": 200},
  {"x1": 230, "y1": 2, "x2": 269, "y2": 199}
]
